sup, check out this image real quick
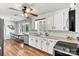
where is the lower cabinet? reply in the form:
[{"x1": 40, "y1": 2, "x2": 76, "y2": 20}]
[
  {"x1": 24, "y1": 35, "x2": 29, "y2": 44},
  {"x1": 29, "y1": 35, "x2": 58, "y2": 55},
  {"x1": 41, "y1": 38, "x2": 48, "y2": 52},
  {"x1": 47, "y1": 39, "x2": 58, "y2": 54},
  {"x1": 47, "y1": 39, "x2": 54, "y2": 54},
  {"x1": 29, "y1": 36, "x2": 38, "y2": 48},
  {"x1": 35, "y1": 37, "x2": 42, "y2": 50},
  {"x1": 29, "y1": 36, "x2": 35, "y2": 47},
  {"x1": 29, "y1": 35, "x2": 33, "y2": 46}
]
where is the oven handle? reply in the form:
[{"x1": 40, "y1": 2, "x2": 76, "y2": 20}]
[{"x1": 53, "y1": 48, "x2": 77, "y2": 56}]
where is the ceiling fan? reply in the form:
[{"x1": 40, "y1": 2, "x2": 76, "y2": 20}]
[{"x1": 9, "y1": 4, "x2": 38, "y2": 17}]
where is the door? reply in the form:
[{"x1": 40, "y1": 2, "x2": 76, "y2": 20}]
[{"x1": 0, "y1": 19, "x2": 4, "y2": 56}]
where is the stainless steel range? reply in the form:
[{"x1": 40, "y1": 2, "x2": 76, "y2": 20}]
[{"x1": 53, "y1": 41, "x2": 79, "y2": 56}]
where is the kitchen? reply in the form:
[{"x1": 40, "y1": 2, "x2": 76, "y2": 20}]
[{"x1": 0, "y1": 3, "x2": 79, "y2": 56}]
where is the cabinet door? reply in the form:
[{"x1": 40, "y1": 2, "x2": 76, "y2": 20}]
[
  {"x1": 36, "y1": 37, "x2": 42, "y2": 50},
  {"x1": 47, "y1": 39, "x2": 54, "y2": 54},
  {"x1": 46, "y1": 16, "x2": 53, "y2": 30},
  {"x1": 29, "y1": 36, "x2": 35, "y2": 47},
  {"x1": 76, "y1": 4, "x2": 79, "y2": 32},
  {"x1": 54, "y1": 10, "x2": 64, "y2": 30},
  {"x1": 63, "y1": 9, "x2": 69, "y2": 31},
  {"x1": 47, "y1": 39, "x2": 58, "y2": 54},
  {"x1": 29, "y1": 36, "x2": 33, "y2": 46},
  {"x1": 32, "y1": 36, "x2": 37, "y2": 48},
  {"x1": 41, "y1": 38, "x2": 48, "y2": 52},
  {"x1": 24, "y1": 35, "x2": 29, "y2": 44}
]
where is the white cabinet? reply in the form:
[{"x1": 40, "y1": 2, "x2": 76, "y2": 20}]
[
  {"x1": 35, "y1": 37, "x2": 42, "y2": 50},
  {"x1": 29, "y1": 35, "x2": 33, "y2": 46},
  {"x1": 24, "y1": 35, "x2": 29, "y2": 44},
  {"x1": 46, "y1": 16, "x2": 54, "y2": 30},
  {"x1": 41, "y1": 38, "x2": 48, "y2": 52},
  {"x1": 47, "y1": 39, "x2": 58, "y2": 54},
  {"x1": 45, "y1": 8, "x2": 68, "y2": 31},
  {"x1": 29, "y1": 36, "x2": 41, "y2": 49},
  {"x1": 47, "y1": 39, "x2": 54, "y2": 54},
  {"x1": 31, "y1": 36, "x2": 37, "y2": 48},
  {"x1": 53, "y1": 10, "x2": 63, "y2": 30},
  {"x1": 63, "y1": 9, "x2": 69, "y2": 31},
  {"x1": 29, "y1": 36, "x2": 36, "y2": 47},
  {"x1": 76, "y1": 4, "x2": 79, "y2": 32}
]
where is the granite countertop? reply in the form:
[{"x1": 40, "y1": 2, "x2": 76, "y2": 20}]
[{"x1": 29, "y1": 33, "x2": 79, "y2": 44}]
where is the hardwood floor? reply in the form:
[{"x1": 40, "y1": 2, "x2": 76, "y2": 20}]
[{"x1": 4, "y1": 39, "x2": 50, "y2": 56}]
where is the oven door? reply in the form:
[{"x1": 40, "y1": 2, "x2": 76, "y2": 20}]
[{"x1": 54, "y1": 50, "x2": 71, "y2": 56}]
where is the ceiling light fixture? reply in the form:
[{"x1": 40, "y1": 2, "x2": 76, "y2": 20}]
[{"x1": 21, "y1": 13, "x2": 28, "y2": 17}]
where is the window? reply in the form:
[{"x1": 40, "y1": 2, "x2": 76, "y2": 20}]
[
  {"x1": 19, "y1": 23, "x2": 29, "y2": 33},
  {"x1": 35, "y1": 21, "x2": 38, "y2": 30}
]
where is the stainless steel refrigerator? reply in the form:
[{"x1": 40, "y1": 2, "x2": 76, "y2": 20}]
[{"x1": 0, "y1": 18, "x2": 4, "y2": 56}]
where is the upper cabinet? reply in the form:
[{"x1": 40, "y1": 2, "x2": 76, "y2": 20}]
[
  {"x1": 45, "y1": 8, "x2": 69, "y2": 31},
  {"x1": 76, "y1": 4, "x2": 79, "y2": 32},
  {"x1": 53, "y1": 10, "x2": 63, "y2": 30},
  {"x1": 46, "y1": 16, "x2": 53, "y2": 30},
  {"x1": 63, "y1": 9, "x2": 69, "y2": 31},
  {"x1": 34, "y1": 4, "x2": 79, "y2": 32}
]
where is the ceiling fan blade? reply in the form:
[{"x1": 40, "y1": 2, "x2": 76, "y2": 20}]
[
  {"x1": 29, "y1": 12, "x2": 38, "y2": 17},
  {"x1": 35, "y1": 18, "x2": 46, "y2": 21},
  {"x1": 9, "y1": 7, "x2": 21, "y2": 12}
]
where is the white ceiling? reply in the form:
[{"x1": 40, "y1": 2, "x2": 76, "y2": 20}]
[
  {"x1": 31, "y1": 3, "x2": 70, "y2": 14},
  {"x1": 0, "y1": 3, "x2": 70, "y2": 21}
]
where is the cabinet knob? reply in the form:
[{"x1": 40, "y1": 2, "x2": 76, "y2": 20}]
[{"x1": 36, "y1": 40, "x2": 38, "y2": 42}]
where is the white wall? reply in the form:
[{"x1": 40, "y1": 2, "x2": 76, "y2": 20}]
[{"x1": 4, "y1": 20, "x2": 16, "y2": 39}]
